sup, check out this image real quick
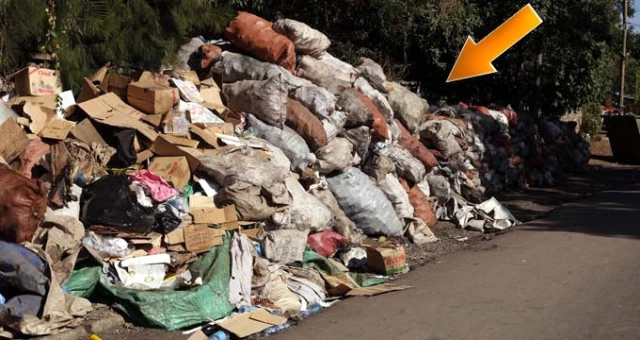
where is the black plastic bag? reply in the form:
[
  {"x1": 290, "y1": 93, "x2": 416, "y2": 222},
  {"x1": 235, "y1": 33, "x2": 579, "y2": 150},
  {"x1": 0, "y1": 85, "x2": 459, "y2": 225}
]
[{"x1": 80, "y1": 175, "x2": 155, "y2": 234}]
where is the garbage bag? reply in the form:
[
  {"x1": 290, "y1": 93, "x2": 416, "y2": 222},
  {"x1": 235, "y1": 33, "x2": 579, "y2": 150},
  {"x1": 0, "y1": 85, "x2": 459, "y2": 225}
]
[
  {"x1": 362, "y1": 153, "x2": 395, "y2": 183},
  {"x1": 354, "y1": 77, "x2": 394, "y2": 120},
  {"x1": 290, "y1": 85, "x2": 336, "y2": 119},
  {"x1": 286, "y1": 99, "x2": 328, "y2": 151},
  {"x1": 309, "y1": 187, "x2": 363, "y2": 245},
  {"x1": 337, "y1": 88, "x2": 372, "y2": 128},
  {"x1": 315, "y1": 138, "x2": 354, "y2": 174},
  {"x1": 217, "y1": 51, "x2": 311, "y2": 87},
  {"x1": 175, "y1": 37, "x2": 204, "y2": 71},
  {"x1": 396, "y1": 119, "x2": 438, "y2": 171},
  {"x1": 247, "y1": 114, "x2": 315, "y2": 171},
  {"x1": 284, "y1": 176, "x2": 332, "y2": 232},
  {"x1": 356, "y1": 90, "x2": 389, "y2": 140},
  {"x1": 377, "y1": 173, "x2": 414, "y2": 220},
  {"x1": 387, "y1": 82, "x2": 427, "y2": 134},
  {"x1": 98, "y1": 233, "x2": 235, "y2": 330},
  {"x1": 297, "y1": 55, "x2": 352, "y2": 95},
  {"x1": 273, "y1": 19, "x2": 331, "y2": 57},
  {"x1": 224, "y1": 76, "x2": 288, "y2": 126},
  {"x1": 198, "y1": 147, "x2": 291, "y2": 221},
  {"x1": 342, "y1": 126, "x2": 372, "y2": 160},
  {"x1": 307, "y1": 230, "x2": 347, "y2": 257},
  {"x1": 262, "y1": 229, "x2": 310, "y2": 264},
  {"x1": 420, "y1": 120, "x2": 463, "y2": 158},
  {"x1": 399, "y1": 178, "x2": 437, "y2": 227},
  {"x1": 80, "y1": 175, "x2": 156, "y2": 234},
  {"x1": 225, "y1": 12, "x2": 296, "y2": 71},
  {"x1": 384, "y1": 144, "x2": 426, "y2": 184},
  {"x1": 319, "y1": 52, "x2": 360, "y2": 84},
  {"x1": 0, "y1": 166, "x2": 47, "y2": 244},
  {"x1": 355, "y1": 58, "x2": 388, "y2": 93},
  {"x1": 327, "y1": 167, "x2": 403, "y2": 237},
  {"x1": 64, "y1": 267, "x2": 102, "y2": 298}
]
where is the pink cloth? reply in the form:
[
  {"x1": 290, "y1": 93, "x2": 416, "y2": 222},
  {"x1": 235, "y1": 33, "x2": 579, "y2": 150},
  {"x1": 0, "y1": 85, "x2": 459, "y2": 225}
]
[
  {"x1": 129, "y1": 170, "x2": 178, "y2": 202},
  {"x1": 307, "y1": 230, "x2": 347, "y2": 257}
]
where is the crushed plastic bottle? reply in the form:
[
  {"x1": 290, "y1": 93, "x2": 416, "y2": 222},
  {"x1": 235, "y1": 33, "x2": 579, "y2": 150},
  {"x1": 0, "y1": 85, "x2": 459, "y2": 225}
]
[
  {"x1": 208, "y1": 330, "x2": 229, "y2": 340},
  {"x1": 261, "y1": 321, "x2": 293, "y2": 336},
  {"x1": 300, "y1": 304, "x2": 322, "y2": 319}
]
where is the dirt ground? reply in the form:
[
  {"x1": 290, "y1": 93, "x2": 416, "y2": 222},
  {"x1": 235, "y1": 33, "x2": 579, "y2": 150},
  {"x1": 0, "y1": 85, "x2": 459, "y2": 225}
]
[{"x1": 81, "y1": 137, "x2": 640, "y2": 340}]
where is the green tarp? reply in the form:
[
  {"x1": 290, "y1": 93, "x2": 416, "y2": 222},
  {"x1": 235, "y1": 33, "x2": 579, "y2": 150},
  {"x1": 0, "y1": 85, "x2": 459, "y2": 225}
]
[{"x1": 96, "y1": 233, "x2": 234, "y2": 330}]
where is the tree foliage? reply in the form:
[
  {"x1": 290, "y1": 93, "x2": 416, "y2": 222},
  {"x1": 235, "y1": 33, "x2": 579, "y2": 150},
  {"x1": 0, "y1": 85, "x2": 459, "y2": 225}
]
[{"x1": 0, "y1": 0, "x2": 629, "y2": 117}]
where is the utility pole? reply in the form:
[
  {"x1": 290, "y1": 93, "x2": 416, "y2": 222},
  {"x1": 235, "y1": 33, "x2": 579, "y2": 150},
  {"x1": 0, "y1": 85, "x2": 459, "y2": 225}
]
[{"x1": 620, "y1": 0, "x2": 629, "y2": 114}]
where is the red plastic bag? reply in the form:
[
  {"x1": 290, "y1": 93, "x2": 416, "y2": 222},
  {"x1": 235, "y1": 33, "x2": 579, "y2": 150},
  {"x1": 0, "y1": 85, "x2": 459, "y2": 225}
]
[{"x1": 307, "y1": 230, "x2": 347, "y2": 257}]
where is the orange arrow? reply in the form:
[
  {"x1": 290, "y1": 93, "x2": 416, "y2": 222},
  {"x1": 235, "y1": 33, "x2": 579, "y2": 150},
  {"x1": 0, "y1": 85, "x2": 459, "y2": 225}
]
[{"x1": 447, "y1": 4, "x2": 543, "y2": 83}]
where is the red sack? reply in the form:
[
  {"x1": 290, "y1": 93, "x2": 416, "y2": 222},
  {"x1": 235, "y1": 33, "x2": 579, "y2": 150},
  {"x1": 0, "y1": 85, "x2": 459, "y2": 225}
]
[
  {"x1": 395, "y1": 119, "x2": 438, "y2": 170},
  {"x1": 225, "y1": 12, "x2": 297, "y2": 72},
  {"x1": 307, "y1": 230, "x2": 347, "y2": 257},
  {"x1": 355, "y1": 90, "x2": 388, "y2": 140},
  {"x1": 0, "y1": 166, "x2": 48, "y2": 243},
  {"x1": 286, "y1": 99, "x2": 329, "y2": 151},
  {"x1": 399, "y1": 178, "x2": 437, "y2": 227},
  {"x1": 501, "y1": 108, "x2": 519, "y2": 126}
]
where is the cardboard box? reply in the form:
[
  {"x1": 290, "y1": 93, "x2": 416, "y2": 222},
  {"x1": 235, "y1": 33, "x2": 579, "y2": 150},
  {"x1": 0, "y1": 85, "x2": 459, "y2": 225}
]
[
  {"x1": 78, "y1": 93, "x2": 158, "y2": 141},
  {"x1": 137, "y1": 71, "x2": 171, "y2": 87},
  {"x1": 365, "y1": 243, "x2": 409, "y2": 275},
  {"x1": 38, "y1": 118, "x2": 76, "y2": 140},
  {"x1": 175, "y1": 70, "x2": 200, "y2": 86},
  {"x1": 127, "y1": 82, "x2": 179, "y2": 114},
  {"x1": 0, "y1": 116, "x2": 29, "y2": 163},
  {"x1": 101, "y1": 73, "x2": 132, "y2": 99},
  {"x1": 12, "y1": 67, "x2": 62, "y2": 96},
  {"x1": 71, "y1": 119, "x2": 107, "y2": 145},
  {"x1": 184, "y1": 224, "x2": 225, "y2": 254},
  {"x1": 189, "y1": 196, "x2": 238, "y2": 225},
  {"x1": 149, "y1": 156, "x2": 191, "y2": 190},
  {"x1": 164, "y1": 224, "x2": 185, "y2": 245}
]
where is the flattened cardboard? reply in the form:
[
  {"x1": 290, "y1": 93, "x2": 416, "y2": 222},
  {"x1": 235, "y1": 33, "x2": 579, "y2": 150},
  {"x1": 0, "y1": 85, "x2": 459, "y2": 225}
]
[
  {"x1": 78, "y1": 93, "x2": 158, "y2": 141},
  {"x1": 22, "y1": 102, "x2": 56, "y2": 134},
  {"x1": 175, "y1": 70, "x2": 200, "y2": 86},
  {"x1": 149, "y1": 156, "x2": 191, "y2": 190},
  {"x1": 38, "y1": 118, "x2": 76, "y2": 140},
  {"x1": 12, "y1": 67, "x2": 62, "y2": 96},
  {"x1": 0, "y1": 117, "x2": 29, "y2": 163},
  {"x1": 183, "y1": 224, "x2": 224, "y2": 254},
  {"x1": 149, "y1": 135, "x2": 202, "y2": 171},
  {"x1": 218, "y1": 309, "x2": 287, "y2": 338},
  {"x1": 141, "y1": 113, "x2": 165, "y2": 128},
  {"x1": 189, "y1": 196, "x2": 238, "y2": 225},
  {"x1": 365, "y1": 244, "x2": 409, "y2": 276},
  {"x1": 71, "y1": 119, "x2": 107, "y2": 145},
  {"x1": 136, "y1": 150, "x2": 154, "y2": 163},
  {"x1": 161, "y1": 134, "x2": 199, "y2": 148},
  {"x1": 127, "y1": 82, "x2": 179, "y2": 114},
  {"x1": 189, "y1": 124, "x2": 222, "y2": 148},
  {"x1": 346, "y1": 284, "x2": 413, "y2": 297}
]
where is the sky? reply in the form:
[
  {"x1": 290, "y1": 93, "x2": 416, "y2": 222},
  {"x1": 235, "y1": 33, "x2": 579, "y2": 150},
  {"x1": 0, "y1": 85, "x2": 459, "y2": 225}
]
[{"x1": 632, "y1": 2, "x2": 640, "y2": 31}]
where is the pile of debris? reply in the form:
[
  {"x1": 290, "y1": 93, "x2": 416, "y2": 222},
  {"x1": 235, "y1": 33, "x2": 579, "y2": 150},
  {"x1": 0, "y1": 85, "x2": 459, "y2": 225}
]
[{"x1": 0, "y1": 12, "x2": 588, "y2": 339}]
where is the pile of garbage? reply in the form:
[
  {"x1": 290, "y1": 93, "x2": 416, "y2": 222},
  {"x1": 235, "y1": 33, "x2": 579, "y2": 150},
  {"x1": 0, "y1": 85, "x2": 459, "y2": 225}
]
[{"x1": 0, "y1": 12, "x2": 587, "y2": 339}]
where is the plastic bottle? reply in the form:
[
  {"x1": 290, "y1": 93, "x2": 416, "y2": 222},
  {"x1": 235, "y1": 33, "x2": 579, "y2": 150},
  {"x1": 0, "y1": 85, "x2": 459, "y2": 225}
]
[
  {"x1": 207, "y1": 330, "x2": 229, "y2": 340},
  {"x1": 261, "y1": 321, "x2": 293, "y2": 336},
  {"x1": 299, "y1": 304, "x2": 322, "y2": 319}
]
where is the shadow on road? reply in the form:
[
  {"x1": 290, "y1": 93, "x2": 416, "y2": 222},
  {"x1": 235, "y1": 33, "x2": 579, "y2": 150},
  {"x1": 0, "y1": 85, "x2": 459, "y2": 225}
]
[{"x1": 517, "y1": 166, "x2": 640, "y2": 239}]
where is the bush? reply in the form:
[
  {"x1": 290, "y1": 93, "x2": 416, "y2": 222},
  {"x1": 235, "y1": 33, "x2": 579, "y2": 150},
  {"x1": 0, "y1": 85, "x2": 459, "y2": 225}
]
[{"x1": 580, "y1": 102, "x2": 603, "y2": 137}]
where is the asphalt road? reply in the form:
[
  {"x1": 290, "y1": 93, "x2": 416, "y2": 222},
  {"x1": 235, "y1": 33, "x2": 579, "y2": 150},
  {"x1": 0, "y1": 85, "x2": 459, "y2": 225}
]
[{"x1": 276, "y1": 184, "x2": 640, "y2": 340}]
